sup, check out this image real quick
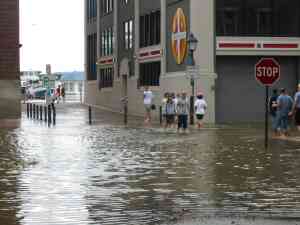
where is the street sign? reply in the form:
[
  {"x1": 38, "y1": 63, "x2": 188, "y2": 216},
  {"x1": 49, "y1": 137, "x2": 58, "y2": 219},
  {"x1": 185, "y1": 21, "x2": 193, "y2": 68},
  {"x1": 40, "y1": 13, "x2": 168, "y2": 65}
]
[
  {"x1": 255, "y1": 58, "x2": 281, "y2": 149},
  {"x1": 43, "y1": 77, "x2": 49, "y2": 88},
  {"x1": 186, "y1": 65, "x2": 200, "y2": 80},
  {"x1": 255, "y1": 58, "x2": 280, "y2": 86}
]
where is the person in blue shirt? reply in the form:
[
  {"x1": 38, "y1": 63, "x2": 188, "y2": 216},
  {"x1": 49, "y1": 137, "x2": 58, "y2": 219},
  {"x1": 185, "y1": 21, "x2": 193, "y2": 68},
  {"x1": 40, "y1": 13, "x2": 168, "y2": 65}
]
[
  {"x1": 292, "y1": 84, "x2": 300, "y2": 131},
  {"x1": 276, "y1": 88, "x2": 294, "y2": 137}
]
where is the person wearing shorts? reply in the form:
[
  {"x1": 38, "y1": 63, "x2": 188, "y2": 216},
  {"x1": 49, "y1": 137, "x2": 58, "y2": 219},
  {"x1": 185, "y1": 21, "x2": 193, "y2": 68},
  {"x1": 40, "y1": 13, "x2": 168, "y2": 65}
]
[
  {"x1": 292, "y1": 84, "x2": 300, "y2": 131},
  {"x1": 176, "y1": 92, "x2": 189, "y2": 133},
  {"x1": 165, "y1": 95, "x2": 176, "y2": 129},
  {"x1": 143, "y1": 86, "x2": 153, "y2": 125},
  {"x1": 174, "y1": 93, "x2": 180, "y2": 124},
  {"x1": 161, "y1": 92, "x2": 169, "y2": 127},
  {"x1": 194, "y1": 92, "x2": 207, "y2": 129}
]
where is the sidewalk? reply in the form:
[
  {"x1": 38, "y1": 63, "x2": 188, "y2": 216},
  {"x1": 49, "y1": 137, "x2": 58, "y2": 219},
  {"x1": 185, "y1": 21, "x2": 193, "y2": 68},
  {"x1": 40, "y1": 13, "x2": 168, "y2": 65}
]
[{"x1": 21, "y1": 101, "x2": 300, "y2": 142}]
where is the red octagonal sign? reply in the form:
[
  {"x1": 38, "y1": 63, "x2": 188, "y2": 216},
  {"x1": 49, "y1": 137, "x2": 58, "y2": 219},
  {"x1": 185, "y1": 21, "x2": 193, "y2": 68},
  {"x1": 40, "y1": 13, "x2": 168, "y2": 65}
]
[{"x1": 255, "y1": 58, "x2": 280, "y2": 86}]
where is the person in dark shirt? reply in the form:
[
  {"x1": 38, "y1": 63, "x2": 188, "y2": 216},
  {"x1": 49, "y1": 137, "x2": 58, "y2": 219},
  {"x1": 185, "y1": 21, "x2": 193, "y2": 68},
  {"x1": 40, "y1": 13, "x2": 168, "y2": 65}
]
[{"x1": 269, "y1": 89, "x2": 278, "y2": 136}]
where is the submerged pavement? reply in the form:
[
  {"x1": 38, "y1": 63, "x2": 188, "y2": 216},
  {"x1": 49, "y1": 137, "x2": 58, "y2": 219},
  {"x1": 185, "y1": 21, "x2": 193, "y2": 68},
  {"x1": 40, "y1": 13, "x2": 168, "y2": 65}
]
[{"x1": 0, "y1": 103, "x2": 299, "y2": 225}]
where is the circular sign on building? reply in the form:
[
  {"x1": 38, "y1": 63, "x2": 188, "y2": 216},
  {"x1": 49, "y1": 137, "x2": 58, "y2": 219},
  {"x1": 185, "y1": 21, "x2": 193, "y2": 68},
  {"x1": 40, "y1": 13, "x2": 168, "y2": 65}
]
[
  {"x1": 255, "y1": 58, "x2": 280, "y2": 86},
  {"x1": 171, "y1": 8, "x2": 187, "y2": 65}
]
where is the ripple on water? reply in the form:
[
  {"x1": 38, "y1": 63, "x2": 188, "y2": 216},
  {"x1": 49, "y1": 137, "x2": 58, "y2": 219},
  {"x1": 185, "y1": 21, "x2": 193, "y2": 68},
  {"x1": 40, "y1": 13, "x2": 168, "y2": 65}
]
[{"x1": 0, "y1": 111, "x2": 300, "y2": 224}]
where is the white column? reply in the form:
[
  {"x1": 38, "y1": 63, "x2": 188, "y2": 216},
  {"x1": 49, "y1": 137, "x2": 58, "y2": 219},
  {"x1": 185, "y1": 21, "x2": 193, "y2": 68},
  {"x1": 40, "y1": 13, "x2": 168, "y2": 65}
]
[
  {"x1": 113, "y1": 0, "x2": 119, "y2": 79},
  {"x1": 84, "y1": 0, "x2": 88, "y2": 103},
  {"x1": 190, "y1": 0, "x2": 217, "y2": 123},
  {"x1": 160, "y1": 0, "x2": 167, "y2": 76},
  {"x1": 190, "y1": 0, "x2": 216, "y2": 75},
  {"x1": 96, "y1": 0, "x2": 101, "y2": 84},
  {"x1": 134, "y1": 0, "x2": 140, "y2": 79},
  {"x1": 97, "y1": 0, "x2": 101, "y2": 61}
]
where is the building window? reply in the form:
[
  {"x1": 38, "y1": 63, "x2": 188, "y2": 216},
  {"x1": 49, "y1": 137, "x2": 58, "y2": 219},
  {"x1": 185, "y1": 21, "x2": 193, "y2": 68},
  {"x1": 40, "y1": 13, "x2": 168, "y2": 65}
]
[
  {"x1": 100, "y1": 27, "x2": 114, "y2": 56},
  {"x1": 139, "y1": 61, "x2": 161, "y2": 86},
  {"x1": 87, "y1": 0, "x2": 97, "y2": 23},
  {"x1": 140, "y1": 10, "x2": 161, "y2": 48},
  {"x1": 256, "y1": 8, "x2": 272, "y2": 35},
  {"x1": 99, "y1": 67, "x2": 114, "y2": 88},
  {"x1": 100, "y1": 0, "x2": 113, "y2": 16},
  {"x1": 216, "y1": 0, "x2": 300, "y2": 37},
  {"x1": 124, "y1": 19, "x2": 133, "y2": 50},
  {"x1": 217, "y1": 7, "x2": 239, "y2": 36},
  {"x1": 87, "y1": 33, "x2": 97, "y2": 80}
]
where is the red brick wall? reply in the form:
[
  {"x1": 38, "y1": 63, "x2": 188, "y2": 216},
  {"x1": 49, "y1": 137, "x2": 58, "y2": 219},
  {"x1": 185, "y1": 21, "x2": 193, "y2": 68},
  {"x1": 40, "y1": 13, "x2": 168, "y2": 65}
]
[{"x1": 0, "y1": 0, "x2": 19, "y2": 80}]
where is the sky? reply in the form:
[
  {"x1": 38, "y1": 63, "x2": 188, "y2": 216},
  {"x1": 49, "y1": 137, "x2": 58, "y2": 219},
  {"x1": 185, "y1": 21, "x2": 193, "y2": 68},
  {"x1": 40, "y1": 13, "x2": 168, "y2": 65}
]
[{"x1": 20, "y1": 0, "x2": 84, "y2": 73}]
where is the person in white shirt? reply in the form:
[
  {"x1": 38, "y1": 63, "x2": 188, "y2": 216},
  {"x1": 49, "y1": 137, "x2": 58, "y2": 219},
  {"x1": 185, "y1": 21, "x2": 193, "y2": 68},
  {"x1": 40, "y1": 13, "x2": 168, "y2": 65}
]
[
  {"x1": 194, "y1": 92, "x2": 207, "y2": 129},
  {"x1": 161, "y1": 92, "x2": 169, "y2": 127},
  {"x1": 174, "y1": 93, "x2": 180, "y2": 124},
  {"x1": 143, "y1": 86, "x2": 154, "y2": 125}
]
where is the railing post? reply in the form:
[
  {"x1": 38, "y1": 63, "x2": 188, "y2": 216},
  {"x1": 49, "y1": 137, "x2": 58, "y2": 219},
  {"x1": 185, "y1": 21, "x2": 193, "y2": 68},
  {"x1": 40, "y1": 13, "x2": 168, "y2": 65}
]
[
  {"x1": 40, "y1": 105, "x2": 42, "y2": 120},
  {"x1": 48, "y1": 104, "x2": 52, "y2": 126},
  {"x1": 159, "y1": 106, "x2": 162, "y2": 125},
  {"x1": 30, "y1": 103, "x2": 32, "y2": 118},
  {"x1": 26, "y1": 103, "x2": 29, "y2": 118},
  {"x1": 36, "y1": 105, "x2": 39, "y2": 120},
  {"x1": 52, "y1": 103, "x2": 56, "y2": 125},
  {"x1": 89, "y1": 106, "x2": 92, "y2": 125},
  {"x1": 33, "y1": 104, "x2": 35, "y2": 119},
  {"x1": 124, "y1": 104, "x2": 128, "y2": 125},
  {"x1": 44, "y1": 106, "x2": 47, "y2": 122}
]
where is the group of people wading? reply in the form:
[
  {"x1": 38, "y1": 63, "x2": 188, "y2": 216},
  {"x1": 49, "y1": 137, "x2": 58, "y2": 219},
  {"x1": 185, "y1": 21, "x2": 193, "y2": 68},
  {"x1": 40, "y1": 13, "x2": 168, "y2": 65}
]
[
  {"x1": 269, "y1": 84, "x2": 300, "y2": 138},
  {"x1": 143, "y1": 86, "x2": 207, "y2": 133},
  {"x1": 142, "y1": 84, "x2": 300, "y2": 137}
]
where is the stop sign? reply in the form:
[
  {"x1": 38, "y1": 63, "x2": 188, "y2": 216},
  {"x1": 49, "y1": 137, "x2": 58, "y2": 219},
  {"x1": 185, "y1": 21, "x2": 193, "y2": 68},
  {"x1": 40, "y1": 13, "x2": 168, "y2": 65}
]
[{"x1": 255, "y1": 58, "x2": 280, "y2": 86}]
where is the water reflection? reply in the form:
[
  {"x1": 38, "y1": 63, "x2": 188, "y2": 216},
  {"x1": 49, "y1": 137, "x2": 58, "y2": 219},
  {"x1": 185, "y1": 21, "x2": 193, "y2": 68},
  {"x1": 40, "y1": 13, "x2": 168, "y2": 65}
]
[
  {"x1": 0, "y1": 129, "x2": 21, "y2": 225},
  {"x1": 0, "y1": 106, "x2": 299, "y2": 225},
  {"x1": 212, "y1": 130, "x2": 300, "y2": 218}
]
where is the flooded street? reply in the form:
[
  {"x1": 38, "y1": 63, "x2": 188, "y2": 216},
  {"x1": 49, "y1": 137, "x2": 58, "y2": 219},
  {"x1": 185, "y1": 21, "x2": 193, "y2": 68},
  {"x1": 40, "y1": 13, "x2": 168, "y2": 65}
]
[{"x1": 0, "y1": 104, "x2": 300, "y2": 225}]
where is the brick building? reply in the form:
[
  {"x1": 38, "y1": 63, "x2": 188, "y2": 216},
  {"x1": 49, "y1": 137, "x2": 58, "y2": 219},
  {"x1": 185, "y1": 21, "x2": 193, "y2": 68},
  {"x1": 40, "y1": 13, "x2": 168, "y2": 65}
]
[{"x1": 0, "y1": 0, "x2": 21, "y2": 122}]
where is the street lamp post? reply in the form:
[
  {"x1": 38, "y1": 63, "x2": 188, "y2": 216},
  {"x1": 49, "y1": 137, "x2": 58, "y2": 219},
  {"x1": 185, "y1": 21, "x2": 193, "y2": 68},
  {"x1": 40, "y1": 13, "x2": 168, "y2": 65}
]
[{"x1": 187, "y1": 33, "x2": 198, "y2": 125}]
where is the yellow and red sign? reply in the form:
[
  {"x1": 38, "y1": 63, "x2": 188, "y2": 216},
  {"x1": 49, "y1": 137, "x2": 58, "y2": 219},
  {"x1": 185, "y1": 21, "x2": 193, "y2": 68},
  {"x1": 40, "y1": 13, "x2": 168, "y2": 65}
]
[{"x1": 171, "y1": 8, "x2": 187, "y2": 65}]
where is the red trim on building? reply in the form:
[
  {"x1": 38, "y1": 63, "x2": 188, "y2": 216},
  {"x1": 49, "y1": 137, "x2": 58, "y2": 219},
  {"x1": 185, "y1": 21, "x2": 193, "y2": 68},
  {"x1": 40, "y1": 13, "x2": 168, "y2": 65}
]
[
  {"x1": 98, "y1": 58, "x2": 114, "y2": 65},
  {"x1": 263, "y1": 43, "x2": 299, "y2": 49},
  {"x1": 140, "y1": 52, "x2": 149, "y2": 57},
  {"x1": 150, "y1": 50, "x2": 161, "y2": 56},
  {"x1": 219, "y1": 43, "x2": 255, "y2": 48},
  {"x1": 139, "y1": 56, "x2": 162, "y2": 61},
  {"x1": 139, "y1": 49, "x2": 162, "y2": 61}
]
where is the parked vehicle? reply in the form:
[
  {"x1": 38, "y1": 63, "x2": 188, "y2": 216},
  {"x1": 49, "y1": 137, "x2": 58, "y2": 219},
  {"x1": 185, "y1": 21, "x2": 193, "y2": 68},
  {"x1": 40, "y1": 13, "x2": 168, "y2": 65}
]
[{"x1": 32, "y1": 87, "x2": 47, "y2": 99}]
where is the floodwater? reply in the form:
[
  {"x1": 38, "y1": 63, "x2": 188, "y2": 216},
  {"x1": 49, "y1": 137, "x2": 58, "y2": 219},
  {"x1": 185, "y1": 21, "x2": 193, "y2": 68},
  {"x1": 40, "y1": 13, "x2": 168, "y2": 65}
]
[{"x1": 0, "y1": 104, "x2": 300, "y2": 225}]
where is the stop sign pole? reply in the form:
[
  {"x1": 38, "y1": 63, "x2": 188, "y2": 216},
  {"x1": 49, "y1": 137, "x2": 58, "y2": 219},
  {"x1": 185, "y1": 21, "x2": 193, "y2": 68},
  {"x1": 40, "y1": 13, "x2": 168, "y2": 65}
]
[{"x1": 255, "y1": 58, "x2": 280, "y2": 149}]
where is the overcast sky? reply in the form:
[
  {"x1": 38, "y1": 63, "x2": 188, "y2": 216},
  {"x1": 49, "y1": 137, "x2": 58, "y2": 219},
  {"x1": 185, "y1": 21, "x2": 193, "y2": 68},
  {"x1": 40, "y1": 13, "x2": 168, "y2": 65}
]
[{"x1": 20, "y1": 0, "x2": 84, "y2": 73}]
